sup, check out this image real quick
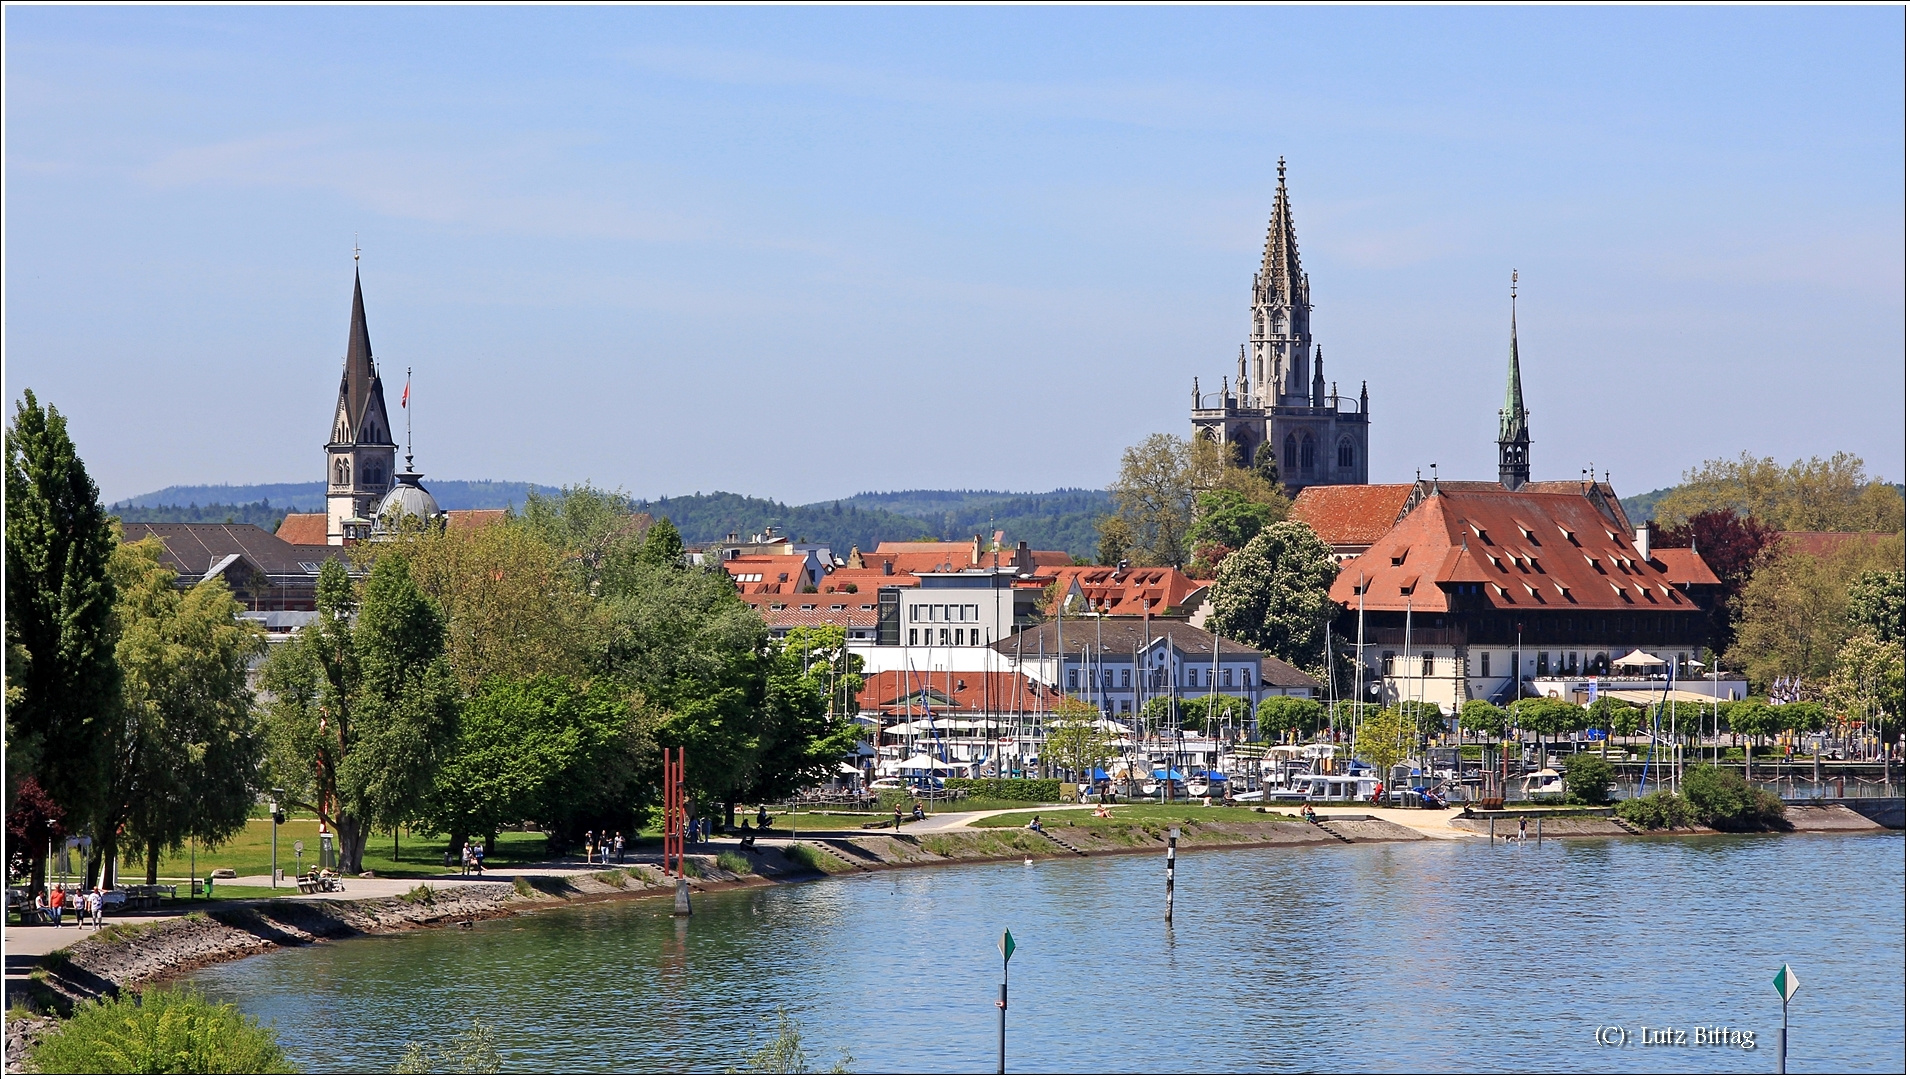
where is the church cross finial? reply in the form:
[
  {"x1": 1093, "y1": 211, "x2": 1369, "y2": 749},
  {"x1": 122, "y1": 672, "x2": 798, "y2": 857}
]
[{"x1": 354, "y1": 235, "x2": 361, "y2": 264}]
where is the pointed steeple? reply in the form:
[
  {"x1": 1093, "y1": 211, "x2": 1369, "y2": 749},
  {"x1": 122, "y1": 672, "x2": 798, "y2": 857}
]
[
  {"x1": 1257, "y1": 158, "x2": 1305, "y2": 309},
  {"x1": 1311, "y1": 344, "x2": 1325, "y2": 407},
  {"x1": 1248, "y1": 158, "x2": 1314, "y2": 405},
  {"x1": 324, "y1": 259, "x2": 399, "y2": 545},
  {"x1": 1498, "y1": 270, "x2": 1531, "y2": 490}
]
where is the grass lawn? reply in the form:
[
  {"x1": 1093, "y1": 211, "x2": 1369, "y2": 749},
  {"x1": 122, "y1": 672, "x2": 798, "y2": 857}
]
[
  {"x1": 137, "y1": 818, "x2": 554, "y2": 881},
  {"x1": 971, "y1": 804, "x2": 1300, "y2": 828}
]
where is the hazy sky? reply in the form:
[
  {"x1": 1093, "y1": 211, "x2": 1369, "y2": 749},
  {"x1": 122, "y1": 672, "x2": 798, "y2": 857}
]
[{"x1": 6, "y1": 7, "x2": 1904, "y2": 505}]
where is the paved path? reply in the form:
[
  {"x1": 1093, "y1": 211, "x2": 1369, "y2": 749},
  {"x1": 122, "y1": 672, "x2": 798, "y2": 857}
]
[{"x1": 1322, "y1": 806, "x2": 1476, "y2": 839}]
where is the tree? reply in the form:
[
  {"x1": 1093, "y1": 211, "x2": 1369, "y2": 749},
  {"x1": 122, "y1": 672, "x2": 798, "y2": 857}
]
[
  {"x1": 398, "y1": 519, "x2": 601, "y2": 694},
  {"x1": 5, "y1": 390, "x2": 120, "y2": 882},
  {"x1": 1824, "y1": 632, "x2": 1906, "y2": 752},
  {"x1": 1653, "y1": 451, "x2": 1905, "y2": 532},
  {"x1": 1847, "y1": 569, "x2": 1906, "y2": 643},
  {"x1": 1257, "y1": 695, "x2": 1324, "y2": 741},
  {"x1": 1586, "y1": 695, "x2": 1643, "y2": 737},
  {"x1": 104, "y1": 538, "x2": 266, "y2": 885},
  {"x1": 1510, "y1": 697, "x2": 1585, "y2": 766},
  {"x1": 5, "y1": 776, "x2": 66, "y2": 885},
  {"x1": 1093, "y1": 514, "x2": 1132, "y2": 567},
  {"x1": 1185, "y1": 490, "x2": 1274, "y2": 576},
  {"x1": 1206, "y1": 521, "x2": 1339, "y2": 675},
  {"x1": 1109, "y1": 433, "x2": 1196, "y2": 566},
  {"x1": 1562, "y1": 753, "x2": 1615, "y2": 804},
  {"x1": 261, "y1": 557, "x2": 459, "y2": 873},
  {"x1": 1679, "y1": 764, "x2": 1786, "y2": 831},
  {"x1": 1727, "y1": 532, "x2": 1905, "y2": 691},
  {"x1": 636, "y1": 517, "x2": 685, "y2": 570},
  {"x1": 517, "y1": 484, "x2": 647, "y2": 590},
  {"x1": 1250, "y1": 442, "x2": 1281, "y2": 489},
  {"x1": 736, "y1": 630, "x2": 864, "y2": 807},
  {"x1": 1395, "y1": 700, "x2": 1446, "y2": 740},
  {"x1": 420, "y1": 676, "x2": 650, "y2": 851},
  {"x1": 1190, "y1": 436, "x2": 1290, "y2": 517},
  {"x1": 1458, "y1": 700, "x2": 1508, "y2": 740},
  {"x1": 1726, "y1": 701, "x2": 1783, "y2": 752},
  {"x1": 1354, "y1": 708, "x2": 1414, "y2": 785},
  {"x1": 1044, "y1": 699, "x2": 1114, "y2": 783},
  {"x1": 1650, "y1": 509, "x2": 1778, "y2": 654}
]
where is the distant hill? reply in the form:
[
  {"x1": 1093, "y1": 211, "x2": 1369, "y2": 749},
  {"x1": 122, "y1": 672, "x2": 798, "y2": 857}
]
[
  {"x1": 115, "y1": 482, "x2": 1112, "y2": 558},
  {"x1": 118, "y1": 480, "x2": 566, "y2": 515},
  {"x1": 1620, "y1": 486, "x2": 1676, "y2": 525}
]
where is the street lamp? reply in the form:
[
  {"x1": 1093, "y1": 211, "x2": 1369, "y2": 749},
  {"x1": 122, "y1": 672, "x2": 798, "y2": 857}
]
[{"x1": 270, "y1": 788, "x2": 286, "y2": 888}]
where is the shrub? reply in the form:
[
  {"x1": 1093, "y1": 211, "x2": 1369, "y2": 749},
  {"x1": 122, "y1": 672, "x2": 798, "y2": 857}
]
[
  {"x1": 396, "y1": 1018, "x2": 505, "y2": 1073},
  {"x1": 682, "y1": 858, "x2": 703, "y2": 878},
  {"x1": 30, "y1": 987, "x2": 293, "y2": 1074},
  {"x1": 511, "y1": 877, "x2": 534, "y2": 898},
  {"x1": 944, "y1": 778, "x2": 1062, "y2": 802},
  {"x1": 593, "y1": 870, "x2": 627, "y2": 888},
  {"x1": 783, "y1": 844, "x2": 848, "y2": 874},
  {"x1": 1680, "y1": 765, "x2": 1789, "y2": 831},
  {"x1": 1562, "y1": 754, "x2": 1615, "y2": 804},
  {"x1": 716, "y1": 851, "x2": 753, "y2": 875},
  {"x1": 1616, "y1": 790, "x2": 1698, "y2": 830},
  {"x1": 400, "y1": 884, "x2": 437, "y2": 905}
]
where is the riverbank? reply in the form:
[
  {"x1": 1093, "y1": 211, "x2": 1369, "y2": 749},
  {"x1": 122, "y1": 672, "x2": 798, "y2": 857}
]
[{"x1": 5, "y1": 798, "x2": 1895, "y2": 1068}]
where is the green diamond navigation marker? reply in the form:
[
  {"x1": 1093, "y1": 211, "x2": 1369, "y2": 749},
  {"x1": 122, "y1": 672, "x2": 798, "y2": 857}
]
[
  {"x1": 999, "y1": 929, "x2": 1015, "y2": 963},
  {"x1": 1774, "y1": 964, "x2": 1801, "y2": 1003}
]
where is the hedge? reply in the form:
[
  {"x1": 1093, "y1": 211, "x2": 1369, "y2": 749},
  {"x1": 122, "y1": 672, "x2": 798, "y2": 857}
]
[{"x1": 944, "y1": 778, "x2": 1062, "y2": 802}]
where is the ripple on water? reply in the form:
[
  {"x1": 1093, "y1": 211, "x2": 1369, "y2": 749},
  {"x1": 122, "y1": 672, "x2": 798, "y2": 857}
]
[{"x1": 184, "y1": 832, "x2": 1906, "y2": 1074}]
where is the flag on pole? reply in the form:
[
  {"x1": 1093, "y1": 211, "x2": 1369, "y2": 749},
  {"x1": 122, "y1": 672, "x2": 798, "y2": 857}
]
[
  {"x1": 1774, "y1": 964, "x2": 1801, "y2": 1002},
  {"x1": 401, "y1": 377, "x2": 410, "y2": 408}
]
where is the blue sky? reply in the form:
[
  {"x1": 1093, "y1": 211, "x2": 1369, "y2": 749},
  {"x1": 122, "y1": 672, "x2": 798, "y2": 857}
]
[{"x1": 6, "y1": 7, "x2": 1903, "y2": 506}]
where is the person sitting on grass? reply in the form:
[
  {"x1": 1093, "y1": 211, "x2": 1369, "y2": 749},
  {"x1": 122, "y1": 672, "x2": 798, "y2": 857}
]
[
  {"x1": 911, "y1": 800, "x2": 925, "y2": 822},
  {"x1": 1026, "y1": 814, "x2": 1043, "y2": 833}
]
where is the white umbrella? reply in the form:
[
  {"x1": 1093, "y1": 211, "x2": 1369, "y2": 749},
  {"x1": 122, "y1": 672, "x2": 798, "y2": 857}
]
[{"x1": 1612, "y1": 649, "x2": 1666, "y2": 669}]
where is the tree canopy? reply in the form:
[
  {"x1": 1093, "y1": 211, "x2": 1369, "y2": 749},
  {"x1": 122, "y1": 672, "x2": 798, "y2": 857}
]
[
  {"x1": 1206, "y1": 521, "x2": 1339, "y2": 675},
  {"x1": 1727, "y1": 532, "x2": 1905, "y2": 690},
  {"x1": 1652, "y1": 452, "x2": 1904, "y2": 532}
]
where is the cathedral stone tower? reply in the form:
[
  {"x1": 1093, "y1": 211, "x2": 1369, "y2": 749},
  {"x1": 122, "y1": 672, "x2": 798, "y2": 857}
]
[
  {"x1": 1497, "y1": 272, "x2": 1531, "y2": 491},
  {"x1": 1192, "y1": 160, "x2": 1371, "y2": 492},
  {"x1": 325, "y1": 267, "x2": 398, "y2": 544}
]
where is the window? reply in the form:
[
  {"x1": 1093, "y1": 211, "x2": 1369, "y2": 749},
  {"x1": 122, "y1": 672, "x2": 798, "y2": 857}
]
[
  {"x1": 1222, "y1": 668, "x2": 1233, "y2": 688},
  {"x1": 1284, "y1": 434, "x2": 1298, "y2": 471},
  {"x1": 1479, "y1": 652, "x2": 1491, "y2": 677},
  {"x1": 1568, "y1": 651, "x2": 1579, "y2": 675},
  {"x1": 1421, "y1": 652, "x2": 1434, "y2": 676},
  {"x1": 909, "y1": 629, "x2": 918, "y2": 646},
  {"x1": 1338, "y1": 439, "x2": 1355, "y2": 469},
  {"x1": 1068, "y1": 669, "x2": 1079, "y2": 689},
  {"x1": 969, "y1": 628, "x2": 979, "y2": 646},
  {"x1": 1300, "y1": 434, "x2": 1316, "y2": 472},
  {"x1": 298, "y1": 561, "x2": 321, "y2": 575},
  {"x1": 1536, "y1": 651, "x2": 1549, "y2": 676},
  {"x1": 909, "y1": 605, "x2": 920, "y2": 621},
  {"x1": 1122, "y1": 668, "x2": 1131, "y2": 688},
  {"x1": 939, "y1": 628, "x2": 950, "y2": 646},
  {"x1": 1382, "y1": 651, "x2": 1396, "y2": 675}
]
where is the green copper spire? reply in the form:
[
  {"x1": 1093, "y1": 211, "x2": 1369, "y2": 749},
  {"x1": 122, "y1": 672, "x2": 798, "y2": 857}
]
[{"x1": 1498, "y1": 270, "x2": 1530, "y2": 490}]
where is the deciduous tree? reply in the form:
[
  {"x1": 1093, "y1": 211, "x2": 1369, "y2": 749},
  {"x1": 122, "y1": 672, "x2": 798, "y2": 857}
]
[
  {"x1": 1109, "y1": 433, "x2": 1196, "y2": 566},
  {"x1": 1257, "y1": 695, "x2": 1325, "y2": 741},
  {"x1": 1207, "y1": 521, "x2": 1339, "y2": 675},
  {"x1": 1727, "y1": 532, "x2": 1905, "y2": 690},
  {"x1": 1354, "y1": 708, "x2": 1414, "y2": 786},
  {"x1": 1653, "y1": 451, "x2": 1904, "y2": 532},
  {"x1": 1846, "y1": 569, "x2": 1906, "y2": 643}
]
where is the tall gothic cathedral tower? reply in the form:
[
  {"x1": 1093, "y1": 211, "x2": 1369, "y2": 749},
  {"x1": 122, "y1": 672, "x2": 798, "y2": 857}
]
[
  {"x1": 1192, "y1": 160, "x2": 1371, "y2": 491},
  {"x1": 325, "y1": 267, "x2": 398, "y2": 544}
]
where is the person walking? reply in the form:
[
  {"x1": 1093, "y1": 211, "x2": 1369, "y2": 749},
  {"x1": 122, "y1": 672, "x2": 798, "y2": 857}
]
[
  {"x1": 88, "y1": 886, "x2": 104, "y2": 928},
  {"x1": 892, "y1": 803, "x2": 904, "y2": 830},
  {"x1": 613, "y1": 832, "x2": 624, "y2": 864},
  {"x1": 47, "y1": 884, "x2": 65, "y2": 927},
  {"x1": 1517, "y1": 815, "x2": 1529, "y2": 844}
]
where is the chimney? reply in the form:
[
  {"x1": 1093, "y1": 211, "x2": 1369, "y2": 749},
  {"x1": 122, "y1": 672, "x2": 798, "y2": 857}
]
[
  {"x1": 1633, "y1": 525, "x2": 1650, "y2": 560},
  {"x1": 883, "y1": 559, "x2": 894, "y2": 576}
]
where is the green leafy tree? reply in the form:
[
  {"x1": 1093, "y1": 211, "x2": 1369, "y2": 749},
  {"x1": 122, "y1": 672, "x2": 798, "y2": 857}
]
[
  {"x1": 517, "y1": 483, "x2": 646, "y2": 589},
  {"x1": 1653, "y1": 451, "x2": 1905, "y2": 532},
  {"x1": 29, "y1": 988, "x2": 293, "y2": 1075},
  {"x1": 1727, "y1": 532, "x2": 1905, "y2": 691},
  {"x1": 261, "y1": 557, "x2": 459, "y2": 873},
  {"x1": 1395, "y1": 700, "x2": 1447, "y2": 740},
  {"x1": 1045, "y1": 700, "x2": 1115, "y2": 783},
  {"x1": 420, "y1": 676, "x2": 651, "y2": 852},
  {"x1": 637, "y1": 517, "x2": 686, "y2": 569},
  {"x1": 1586, "y1": 696, "x2": 1643, "y2": 737},
  {"x1": 736, "y1": 631, "x2": 864, "y2": 807},
  {"x1": 1250, "y1": 442, "x2": 1281, "y2": 489},
  {"x1": 5, "y1": 390, "x2": 120, "y2": 889},
  {"x1": 1458, "y1": 700, "x2": 1508, "y2": 740},
  {"x1": 1206, "y1": 521, "x2": 1338, "y2": 675},
  {"x1": 1562, "y1": 753, "x2": 1615, "y2": 804},
  {"x1": 1094, "y1": 514, "x2": 1132, "y2": 567},
  {"x1": 1257, "y1": 695, "x2": 1325, "y2": 740},
  {"x1": 1777, "y1": 700, "x2": 1829, "y2": 736},
  {"x1": 1847, "y1": 569, "x2": 1906, "y2": 643},
  {"x1": 1825, "y1": 631, "x2": 1907, "y2": 752},
  {"x1": 1187, "y1": 490, "x2": 1275, "y2": 555},
  {"x1": 1354, "y1": 708, "x2": 1414, "y2": 784},
  {"x1": 105, "y1": 538, "x2": 267, "y2": 885},
  {"x1": 1109, "y1": 433, "x2": 1196, "y2": 566}
]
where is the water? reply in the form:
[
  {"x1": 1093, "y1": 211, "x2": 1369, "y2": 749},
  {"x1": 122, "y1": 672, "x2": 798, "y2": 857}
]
[{"x1": 186, "y1": 832, "x2": 1905, "y2": 1074}]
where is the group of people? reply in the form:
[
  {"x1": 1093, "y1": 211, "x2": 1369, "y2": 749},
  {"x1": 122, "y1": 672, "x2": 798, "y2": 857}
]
[
  {"x1": 887, "y1": 801, "x2": 926, "y2": 830},
  {"x1": 582, "y1": 831, "x2": 625, "y2": 864},
  {"x1": 459, "y1": 841, "x2": 487, "y2": 876},
  {"x1": 27, "y1": 884, "x2": 106, "y2": 927}
]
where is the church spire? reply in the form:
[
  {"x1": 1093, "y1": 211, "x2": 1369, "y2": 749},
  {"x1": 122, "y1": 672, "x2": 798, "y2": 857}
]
[
  {"x1": 1248, "y1": 157, "x2": 1313, "y2": 405},
  {"x1": 1257, "y1": 158, "x2": 1304, "y2": 309},
  {"x1": 1498, "y1": 270, "x2": 1531, "y2": 490}
]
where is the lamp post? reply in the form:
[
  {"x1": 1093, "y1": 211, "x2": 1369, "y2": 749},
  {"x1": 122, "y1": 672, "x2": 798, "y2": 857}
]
[{"x1": 271, "y1": 788, "x2": 285, "y2": 888}]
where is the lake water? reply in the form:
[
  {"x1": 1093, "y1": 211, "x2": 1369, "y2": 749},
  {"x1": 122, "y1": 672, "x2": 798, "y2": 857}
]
[{"x1": 186, "y1": 832, "x2": 1905, "y2": 1074}]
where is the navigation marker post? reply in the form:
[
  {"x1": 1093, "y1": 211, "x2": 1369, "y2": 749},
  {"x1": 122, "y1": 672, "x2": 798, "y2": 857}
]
[
  {"x1": 1164, "y1": 827, "x2": 1179, "y2": 923},
  {"x1": 1774, "y1": 964, "x2": 1800, "y2": 1073},
  {"x1": 996, "y1": 929, "x2": 1015, "y2": 1074}
]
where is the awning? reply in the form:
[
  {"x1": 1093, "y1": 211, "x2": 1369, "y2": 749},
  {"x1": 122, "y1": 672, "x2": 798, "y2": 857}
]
[
  {"x1": 896, "y1": 754, "x2": 963, "y2": 771},
  {"x1": 1083, "y1": 767, "x2": 1110, "y2": 781},
  {"x1": 1150, "y1": 769, "x2": 1187, "y2": 781},
  {"x1": 1612, "y1": 649, "x2": 1666, "y2": 669},
  {"x1": 1601, "y1": 688, "x2": 1735, "y2": 705}
]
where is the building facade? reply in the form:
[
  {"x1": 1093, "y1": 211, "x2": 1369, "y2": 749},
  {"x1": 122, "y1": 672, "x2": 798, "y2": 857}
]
[{"x1": 1191, "y1": 160, "x2": 1371, "y2": 492}]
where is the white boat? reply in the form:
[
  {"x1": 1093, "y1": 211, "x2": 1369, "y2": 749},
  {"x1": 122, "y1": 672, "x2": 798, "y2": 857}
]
[
  {"x1": 1520, "y1": 768, "x2": 1566, "y2": 800},
  {"x1": 1186, "y1": 781, "x2": 1209, "y2": 798},
  {"x1": 1271, "y1": 772, "x2": 1382, "y2": 802}
]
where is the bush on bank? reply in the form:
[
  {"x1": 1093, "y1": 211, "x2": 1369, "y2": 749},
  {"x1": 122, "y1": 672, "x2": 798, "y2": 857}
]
[
  {"x1": 1615, "y1": 766, "x2": 1789, "y2": 832},
  {"x1": 944, "y1": 778, "x2": 1062, "y2": 802},
  {"x1": 1617, "y1": 790, "x2": 1698, "y2": 830},
  {"x1": 29, "y1": 987, "x2": 293, "y2": 1074},
  {"x1": 1561, "y1": 754, "x2": 1615, "y2": 804}
]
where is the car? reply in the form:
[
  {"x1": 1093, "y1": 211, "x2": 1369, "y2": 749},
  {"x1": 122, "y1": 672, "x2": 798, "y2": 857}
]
[{"x1": 870, "y1": 778, "x2": 904, "y2": 791}]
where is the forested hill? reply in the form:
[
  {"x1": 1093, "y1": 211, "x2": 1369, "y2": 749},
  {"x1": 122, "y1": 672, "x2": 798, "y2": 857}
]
[
  {"x1": 635, "y1": 488, "x2": 1110, "y2": 558},
  {"x1": 114, "y1": 482, "x2": 1113, "y2": 557}
]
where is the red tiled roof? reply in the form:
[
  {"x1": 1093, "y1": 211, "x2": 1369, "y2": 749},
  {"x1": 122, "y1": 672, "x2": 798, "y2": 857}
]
[
  {"x1": 819, "y1": 566, "x2": 921, "y2": 592},
  {"x1": 1046, "y1": 565, "x2": 1209, "y2": 618},
  {"x1": 1289, "y1": 484, "x2": 1414, "y2": 546},
  {"x1": 276, "y1": 513, "x2": 329, "y2": 546},
  {"x1": 1774, "y1": 531, "x2": 1896, "y2": 557},
  {"x1": 1330, "y1": 488, "x2": 1710, "y2": 613},
  {"x1": 724, "y1": 553, "x2": 818, "y2": 594},
  {"x1": 1652, "y1": 547, "x2": 1722, "y2": 587},
  {"x1": 741, "y1": 596, "x2": 880, "y2": 630},
  {"x1": 446, "y1": 509, "x2": 508, "y2": 532},
  {"x1": 857, "y1": 670, "x2": 1059, "y2": 716}
]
